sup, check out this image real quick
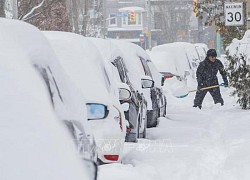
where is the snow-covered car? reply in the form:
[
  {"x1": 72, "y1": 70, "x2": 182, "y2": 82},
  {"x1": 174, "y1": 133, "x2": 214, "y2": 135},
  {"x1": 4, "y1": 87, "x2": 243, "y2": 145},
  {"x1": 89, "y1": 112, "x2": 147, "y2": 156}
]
[
  {"x1": 44, "y1": 31, "x2": 127, "y2": 164},
  {"x1": 0, "y1": 29, "x2": 97, "y2": 180},
  {"x1": 153, "y1": 42, "x2": 201, "y2": 79},
  {"x1": 145, "y1": 59, "x2": 167, "y2": 117},
  {"x1": 195, "y1": 43, "x2": 209, "y2": 61},
  {"x1": 148, "y1": 48, "x2": 192, "y2": 99},
  {"x1": 148, "y1": 50, "x2": 188, "y2": 83},
  {"x1": 0, "y1": 18, "x2": 97, "y2": 163},
  {"x1": 87, "y1": 37, "x2": 148, "y2": 142},
  {"x1": 112, "y1": 40, "x2": 164, "y2": 128}
]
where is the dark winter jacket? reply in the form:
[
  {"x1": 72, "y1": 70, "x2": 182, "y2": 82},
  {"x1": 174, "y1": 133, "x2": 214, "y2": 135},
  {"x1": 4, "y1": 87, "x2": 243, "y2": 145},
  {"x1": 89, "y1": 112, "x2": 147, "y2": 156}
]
[{"x1": 196, "y1": 58, "x2": 228, "y2": 87}]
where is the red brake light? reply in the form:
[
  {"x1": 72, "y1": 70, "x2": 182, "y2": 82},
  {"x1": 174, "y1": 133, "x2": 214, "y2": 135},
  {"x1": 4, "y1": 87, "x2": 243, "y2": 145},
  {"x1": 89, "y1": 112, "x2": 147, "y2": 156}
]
[
  {"x1": 165, "y1": 75, "x2": 173, "y2": 79},
  {"x1": 104, "y1": 155, "x2": 119, "y2": 161},
  {"x1": 126, "y1": 127, "x2": 132, "y2": 133}
]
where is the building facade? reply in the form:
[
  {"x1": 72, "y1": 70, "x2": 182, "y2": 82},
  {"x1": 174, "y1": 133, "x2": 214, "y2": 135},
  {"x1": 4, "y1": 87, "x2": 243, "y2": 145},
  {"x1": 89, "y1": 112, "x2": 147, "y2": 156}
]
[{"x1": 105, "y1": 0, "x2": 198, "y2": 49}]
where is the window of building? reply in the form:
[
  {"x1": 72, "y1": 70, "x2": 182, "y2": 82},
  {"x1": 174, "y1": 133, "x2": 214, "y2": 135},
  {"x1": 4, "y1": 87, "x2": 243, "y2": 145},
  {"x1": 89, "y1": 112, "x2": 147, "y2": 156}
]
[
  {"x1": 109, "y1": 14, "x2": 117, "y2": 26},
  {"x1": 137, "y1": 13, "x2": 142, "y2": 25},
  {"x1": 122, "y1": 16, "x2": 128, "y2": 25}
]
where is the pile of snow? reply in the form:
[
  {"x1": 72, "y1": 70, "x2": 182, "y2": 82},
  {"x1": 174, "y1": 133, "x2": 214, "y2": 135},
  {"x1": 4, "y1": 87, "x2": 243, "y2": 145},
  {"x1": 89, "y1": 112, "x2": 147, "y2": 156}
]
[{"x1": 227, "y1": 30, "x2": 250, "y2": 59}]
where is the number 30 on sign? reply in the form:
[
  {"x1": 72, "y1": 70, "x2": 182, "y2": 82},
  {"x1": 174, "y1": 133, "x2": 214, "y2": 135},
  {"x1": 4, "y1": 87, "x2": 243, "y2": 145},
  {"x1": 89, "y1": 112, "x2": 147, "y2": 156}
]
[{"x1": 225, "y1": 2, "x2": 244, "y2": 26}]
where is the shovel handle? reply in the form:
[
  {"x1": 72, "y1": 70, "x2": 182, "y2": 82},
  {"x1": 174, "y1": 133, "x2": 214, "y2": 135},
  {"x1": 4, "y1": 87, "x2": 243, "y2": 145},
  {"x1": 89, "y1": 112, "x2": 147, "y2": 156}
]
[{"x1": 190, "y1": 83, "x2": 225, "y2": 93}]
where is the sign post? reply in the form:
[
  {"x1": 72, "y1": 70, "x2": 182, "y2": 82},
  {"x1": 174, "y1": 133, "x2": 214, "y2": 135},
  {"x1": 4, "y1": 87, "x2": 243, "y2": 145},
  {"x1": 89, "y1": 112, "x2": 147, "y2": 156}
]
[
  {"x1": 140, "y1": 33, "x2": 145, "y2": 49},
  {"x1": 224, "y1": 2, "x2": 244, "y2": 26}
]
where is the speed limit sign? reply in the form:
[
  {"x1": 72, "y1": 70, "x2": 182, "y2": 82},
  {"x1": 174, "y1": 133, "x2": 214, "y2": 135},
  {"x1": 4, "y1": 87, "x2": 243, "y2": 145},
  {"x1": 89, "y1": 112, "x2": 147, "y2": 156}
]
[{"x1": 225, "y1": 3, "x2": 244, "y2": 26}]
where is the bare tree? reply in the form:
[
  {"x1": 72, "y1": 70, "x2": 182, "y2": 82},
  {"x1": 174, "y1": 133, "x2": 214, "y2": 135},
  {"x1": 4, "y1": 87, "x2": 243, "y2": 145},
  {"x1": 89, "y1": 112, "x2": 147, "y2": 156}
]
[
  {"x1": 18, "y1": 0, "x2": 72, "y2": 31},
  {"x1": 153, "y1": 1, "x2": 192, "y2": 43},
  {"x1": 85, "y1": 0, "x2": 104, "y2": 37},
  {"x1": 0, "y1": 0, "x2": 6, "y2": 17}
]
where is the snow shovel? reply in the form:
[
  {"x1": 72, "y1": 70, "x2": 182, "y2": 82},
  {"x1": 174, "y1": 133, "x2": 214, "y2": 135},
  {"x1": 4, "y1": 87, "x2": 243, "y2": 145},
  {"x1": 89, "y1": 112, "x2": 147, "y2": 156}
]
[{"x1": 175, "y1": 83, "x2": 225, "y2": 98}]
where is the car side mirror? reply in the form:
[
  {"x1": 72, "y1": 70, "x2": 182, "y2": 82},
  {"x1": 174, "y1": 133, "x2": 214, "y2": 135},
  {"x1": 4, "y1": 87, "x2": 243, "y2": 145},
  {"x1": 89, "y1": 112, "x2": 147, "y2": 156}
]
[
  {"x1": 83, "y1": 159, "x2": 98, "y2": 180},
  {"x1": 141, "y1": 79, "x2": 154, "y2": 88},
  {"x1": 118, "y1": 83, "x2": 131, "y2": 101},
  {"x1": 119, "y1": 88, "x2": 131, "y2": 101},
  {"x1": 86, "y1": 103, "x2": 108, "y2": 120},
  {"x1": 121, "y1": 102, "x2": 129, "y2": 112}
]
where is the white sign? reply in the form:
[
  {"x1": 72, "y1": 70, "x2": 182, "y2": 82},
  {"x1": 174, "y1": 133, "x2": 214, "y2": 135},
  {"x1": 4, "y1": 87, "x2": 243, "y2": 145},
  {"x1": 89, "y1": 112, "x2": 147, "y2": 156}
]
[{"x1": 225, "y1": 2, "x2": 244, "y2": 26}]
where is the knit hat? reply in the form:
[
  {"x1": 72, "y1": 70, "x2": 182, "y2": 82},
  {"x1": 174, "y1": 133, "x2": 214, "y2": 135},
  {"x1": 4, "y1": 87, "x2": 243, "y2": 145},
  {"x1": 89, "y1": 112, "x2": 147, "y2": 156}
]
[{"x1": 207, "y1": 49, "x2": 217, "y2": 57}]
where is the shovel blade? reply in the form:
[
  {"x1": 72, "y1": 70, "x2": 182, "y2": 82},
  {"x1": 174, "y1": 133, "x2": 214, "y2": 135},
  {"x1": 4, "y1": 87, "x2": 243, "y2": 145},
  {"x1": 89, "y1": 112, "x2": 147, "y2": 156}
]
[{"x1": 172, "y1": 85, "x2": 189, "y2": 98}]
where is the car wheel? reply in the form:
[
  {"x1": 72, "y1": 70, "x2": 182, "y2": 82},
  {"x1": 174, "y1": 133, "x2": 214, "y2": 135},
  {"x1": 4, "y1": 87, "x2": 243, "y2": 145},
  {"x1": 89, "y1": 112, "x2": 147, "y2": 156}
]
[
  {"x1": 142, "y1": 124, "x2": 146, "y2": 138},
  {"x1": 137, "y1": 114, "x2": 140, "y2": 138},
  {"x1": 142, "y1": 111, "x2": 147, "y2": 138}
]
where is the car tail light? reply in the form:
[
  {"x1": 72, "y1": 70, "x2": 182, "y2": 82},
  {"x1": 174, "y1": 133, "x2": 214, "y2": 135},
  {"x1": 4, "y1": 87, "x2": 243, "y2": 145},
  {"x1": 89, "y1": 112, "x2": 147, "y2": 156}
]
[
  {"x1": 126, "y1": 127, "x2": 132, "y2": 133},
  {"x1": 104, "y1": 155, "x2": 119, "y2": 161},
  {"x1": 165, "y1": 75, "x2": 173, "y2": 79},
  {"x1": 113, "y1": 106, "x2": 123, "y2": 132}
]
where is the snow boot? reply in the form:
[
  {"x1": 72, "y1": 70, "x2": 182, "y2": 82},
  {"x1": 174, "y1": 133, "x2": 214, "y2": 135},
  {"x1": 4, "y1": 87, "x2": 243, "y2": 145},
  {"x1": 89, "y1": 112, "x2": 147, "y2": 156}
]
[{"x1": 193, "y1": 105, "x2": 202, "y2": 109}]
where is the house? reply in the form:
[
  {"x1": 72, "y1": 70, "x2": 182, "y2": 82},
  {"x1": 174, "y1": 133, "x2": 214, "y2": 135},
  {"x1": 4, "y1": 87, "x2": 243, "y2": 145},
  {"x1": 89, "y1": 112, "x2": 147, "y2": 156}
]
[{"x1": 105, "y1": 0, "x2": 163, "y2": 49}]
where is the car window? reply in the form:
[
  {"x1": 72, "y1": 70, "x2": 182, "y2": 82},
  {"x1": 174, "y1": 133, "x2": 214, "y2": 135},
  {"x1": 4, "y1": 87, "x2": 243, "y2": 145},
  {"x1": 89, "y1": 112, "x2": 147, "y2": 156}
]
[
  {"x1": 34, "y1": 65, "x2": 63, "y2": 107},
  {"x1": 114, "y1": 57, "x2": 128, "y2": 83},
  {"x1": 139, "y1": 57, "x2": 152, "y2": 77},
  {"x1": 103, "y1": 67, "x2": 111, "y2": 93}
]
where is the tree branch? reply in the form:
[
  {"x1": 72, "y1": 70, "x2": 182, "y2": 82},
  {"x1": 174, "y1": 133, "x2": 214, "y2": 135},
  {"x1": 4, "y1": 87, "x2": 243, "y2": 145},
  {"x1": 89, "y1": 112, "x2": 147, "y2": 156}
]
[{"x1": 21, "y1": 0, "x2": 45, "y2": 21}]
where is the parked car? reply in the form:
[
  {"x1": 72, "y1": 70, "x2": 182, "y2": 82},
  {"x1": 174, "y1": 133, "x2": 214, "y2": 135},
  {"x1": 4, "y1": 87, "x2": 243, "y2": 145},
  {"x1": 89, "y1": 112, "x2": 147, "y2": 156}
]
[
  {"x1": 0, "y1": 24, "x2": 97, "y2": 180},
  {"x1": 145, "y1": 59, "x2": 167, "y2": 117},
  {"x1": 0, "y1": 18, "x2": 97, "y2": 164},
  {"x1": 195, "y1": 43, "x2": 209, "y2": 61},
  {"x1": 112, "y1": 40, "x2": 165, "y2": 128},
  {"x1": 152, "y1": 42, "x2": 201, "y2": 79},
  {"x1": 148, "y1": 51, "x2": 189, "y2": 83},
  {"x1": 87, "y1": 37, "x2": 148, "y2": 142},
  {"x1": 44, "y1": 31, "x2": 127, "y2": 163}
]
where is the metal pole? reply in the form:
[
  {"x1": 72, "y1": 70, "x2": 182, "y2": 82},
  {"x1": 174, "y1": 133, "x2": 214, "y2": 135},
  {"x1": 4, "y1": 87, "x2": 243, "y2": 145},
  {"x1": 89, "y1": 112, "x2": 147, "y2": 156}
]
[
  {"x1": 216, "y1": 32, "x2": 221, "y2": 57},
  {"x1": 147, "y1": 0, "x2": 152, "y2": 50},
  {"x1": 198, "y1": 17, "x2": 203, "y2": 42}
]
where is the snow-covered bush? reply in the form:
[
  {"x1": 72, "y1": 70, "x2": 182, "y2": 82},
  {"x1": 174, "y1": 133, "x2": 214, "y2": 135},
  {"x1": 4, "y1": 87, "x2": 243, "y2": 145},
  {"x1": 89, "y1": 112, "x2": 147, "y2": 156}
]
[{"x1": 226, "y1": 51, "x2": 250, "y2": 109}]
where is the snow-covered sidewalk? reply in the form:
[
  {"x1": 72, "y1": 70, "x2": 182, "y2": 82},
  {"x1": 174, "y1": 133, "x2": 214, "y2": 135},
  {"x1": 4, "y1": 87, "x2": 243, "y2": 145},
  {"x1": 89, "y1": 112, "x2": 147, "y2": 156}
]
[{"x1": 98, "y1": 86, "x2": 250, "y2": 180}]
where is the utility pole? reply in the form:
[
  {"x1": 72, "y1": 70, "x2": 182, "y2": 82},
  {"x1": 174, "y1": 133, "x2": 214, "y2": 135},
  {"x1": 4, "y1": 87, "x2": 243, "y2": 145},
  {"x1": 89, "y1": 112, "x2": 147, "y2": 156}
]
[
  {"x1": 147, "y1": 0, "x2": 152, "y2": 50},
  {"x1": 0, "y1": 0, "x2": 5, "y2": 17}
]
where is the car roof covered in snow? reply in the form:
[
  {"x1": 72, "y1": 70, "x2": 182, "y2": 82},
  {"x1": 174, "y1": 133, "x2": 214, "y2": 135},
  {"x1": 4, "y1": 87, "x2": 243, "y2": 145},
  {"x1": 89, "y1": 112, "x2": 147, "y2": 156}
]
[
  {"x1": 152, "y1": 44, "x2": 192, "y2": 77},
  {"x1": 0, "y1": 18, "x2": 88, "y2": 124},
  {"x1": 148, "y1": 50, "x2": 179, "y2": 76},
  {"x1": 44, "y1": 31, "x2": 120, "y2": 105},
  {"x1": 85, "y1": 37, "x2": 123, "y2": 63},
  {"x1": 0, "y1": 22, "x2": 91, "y2": 180},
  {"x1": 110, "y1": 39, "x2": 151, "y2": 91}
]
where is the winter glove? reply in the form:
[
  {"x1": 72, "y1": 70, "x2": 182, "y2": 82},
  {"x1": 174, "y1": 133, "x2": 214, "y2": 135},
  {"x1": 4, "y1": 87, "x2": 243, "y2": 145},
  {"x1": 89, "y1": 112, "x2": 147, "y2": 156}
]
[
  {"x1": 197, "y1": 83, "x2": 203, "y2": 92},
  {"x1": 197, "y1": 85, "x2": 202, "y2": 92}
]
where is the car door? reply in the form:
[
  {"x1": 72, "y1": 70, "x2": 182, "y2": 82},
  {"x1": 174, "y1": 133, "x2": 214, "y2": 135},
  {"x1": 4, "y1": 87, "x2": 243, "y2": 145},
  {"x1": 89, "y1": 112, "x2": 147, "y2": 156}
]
[{"x1": 34, "y1": 64, "x2": 95, "y2": 160}]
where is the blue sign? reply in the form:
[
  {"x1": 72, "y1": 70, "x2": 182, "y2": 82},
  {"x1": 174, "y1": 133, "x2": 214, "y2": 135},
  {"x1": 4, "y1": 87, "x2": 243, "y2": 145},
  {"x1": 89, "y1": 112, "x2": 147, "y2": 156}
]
[{"x1": 116, "y1": 12, "x2": 128, "y2": 17}]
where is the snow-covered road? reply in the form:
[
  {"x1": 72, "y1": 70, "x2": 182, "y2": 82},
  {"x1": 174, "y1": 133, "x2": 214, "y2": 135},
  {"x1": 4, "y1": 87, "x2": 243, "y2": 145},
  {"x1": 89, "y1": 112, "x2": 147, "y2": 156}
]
[{"x1": 98, "y1": 84, "x2": 250, "y2": 180}]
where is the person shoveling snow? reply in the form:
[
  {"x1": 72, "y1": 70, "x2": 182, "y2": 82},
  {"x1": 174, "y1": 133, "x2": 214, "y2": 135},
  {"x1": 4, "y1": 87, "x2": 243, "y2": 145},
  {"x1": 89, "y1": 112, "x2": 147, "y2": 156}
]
[{"x1": 193, "y1": 49, "x2": 228, "y2": 109}]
